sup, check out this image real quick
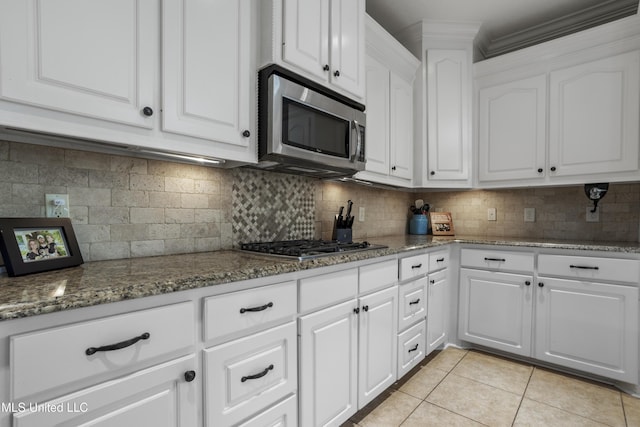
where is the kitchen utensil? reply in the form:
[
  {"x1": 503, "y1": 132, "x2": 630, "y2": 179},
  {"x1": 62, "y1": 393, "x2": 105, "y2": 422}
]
[
  {"x1": 414, "y1": 199, "x2": 424, "y2": 210},
  {"x1": 345, "y1": 200, "x2": 353, "y2": 219},
  {"x1": 337, "y1": 206, "x2": 344, "y2": 228}
]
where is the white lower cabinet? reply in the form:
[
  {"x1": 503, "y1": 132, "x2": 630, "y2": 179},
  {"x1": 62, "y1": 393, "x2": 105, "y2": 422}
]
[
  {"x1": 458, "y1": 268, "x2": 533, "y2": 357},
  {"x1": 12, "y1": 355, "x2": 198, "y2": 427},
  {"x1": 299, "y1": 299, "x2": 358, "y2": 427},
  {"x1": 298, "y1": 260, "x2": 398, "y2": 427},
  {"x1": 204, "y1": 321, "x2": 297, "y2": 427},
  {"x1": 426, "y1": 268, "x2": 448, "y2": 354}
]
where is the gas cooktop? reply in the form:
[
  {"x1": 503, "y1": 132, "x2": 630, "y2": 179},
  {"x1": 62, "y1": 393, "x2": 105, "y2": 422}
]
[{"x1": 239, "y1": 239, "x2": 388, "y2": 261}]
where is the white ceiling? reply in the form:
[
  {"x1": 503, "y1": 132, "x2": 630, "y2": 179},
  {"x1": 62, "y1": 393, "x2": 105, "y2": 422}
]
[{"x1": 366, "y1": 0, "x2": 639, "y2": 57}]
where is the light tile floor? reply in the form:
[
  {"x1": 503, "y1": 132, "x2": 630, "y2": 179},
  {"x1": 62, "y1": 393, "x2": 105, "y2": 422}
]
[{"x1": 342, "y1": 347, "x2": 640, "y2": 426}]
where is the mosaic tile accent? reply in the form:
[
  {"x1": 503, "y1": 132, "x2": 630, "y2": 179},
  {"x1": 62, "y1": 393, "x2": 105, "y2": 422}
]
[{"x1": 231, "y1": 169, "x2": 316, "y2": 246}]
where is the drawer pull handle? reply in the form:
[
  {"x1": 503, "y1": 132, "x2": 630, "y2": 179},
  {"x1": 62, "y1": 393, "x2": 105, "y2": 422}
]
[
  {"x1": 411, "y1": 263, "x2": 422, "y2": 269},
  {"x1": 436, "y1": 257, "x2": 445, "y2": 262},
  {"x1": 240, "y1": 302, "x2": 273, "y2": 314},
  {"x1": 409, "y1": 298, "x2": 421, "y2": 305},
  {"x1": 484, "y1": 257, "x2": 506, "y2": 262},
  {"x1": 569, "y1": 265, "x2": 599, "y2": 270},
  {"x1": 408, "y1": 344, "x2": 419, "y2": 353},
  {"x1": 85, "y1": 332, "x2": 150, "y2": 356},
  {"x1": 241, "y1": 364, "x2": 274, "y2": 382}
]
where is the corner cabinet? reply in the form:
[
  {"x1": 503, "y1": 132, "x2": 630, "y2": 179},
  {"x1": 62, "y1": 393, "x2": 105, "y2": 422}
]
[
  {"x1": 0, "y1": 0, "x2": 257, "y2": 164},
  {"x1": 475, "y1": 17, "x2": 640, "y2": 188},
  {"x1": 354, "y1": 15, "x2": 419, "y2": 187},
  {"x1": 261, "y1": 0, "x2": 366, "y2": 101}
]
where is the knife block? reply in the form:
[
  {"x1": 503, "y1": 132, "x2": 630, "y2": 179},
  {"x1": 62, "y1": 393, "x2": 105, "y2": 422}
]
[{"x1": 332, "y1": 215, "x2": 352, "y2": 243}]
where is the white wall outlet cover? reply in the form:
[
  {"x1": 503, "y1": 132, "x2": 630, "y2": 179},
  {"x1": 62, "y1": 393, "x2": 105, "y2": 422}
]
[
  {"x1": 487, "y1": 208, "x2": 497, "y2": 221},
  {"x1": 586, "y1": 206, "x2": 599, "y2": 222},
  {"x1": 358, "y1": 206, "x2": 365, "y2": 222},
  {"x1": 45, "y1": 194, "x2": 70, "y2": 218},
  {"x1": 524, "y1": 208, "x2": 536, "y2": 223}
]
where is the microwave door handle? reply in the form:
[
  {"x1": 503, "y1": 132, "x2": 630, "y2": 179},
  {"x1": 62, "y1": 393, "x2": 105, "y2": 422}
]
[{"x1": 350, "y1": 120, "x2": 362, "y2": 162}]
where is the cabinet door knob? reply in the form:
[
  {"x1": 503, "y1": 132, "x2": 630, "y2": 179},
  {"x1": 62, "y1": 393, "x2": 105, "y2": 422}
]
[
  {"x1": 525, "y1": 281, "x2": 531, "y2": 286},
  {"x1": 142, "y1": 106, "x2": 154, "y2": 117},
  {"x1": 537, "y1": 168, "x2": 543, "y2": 173},
  {"x1": 333, "y1": 70, "x2": 340, "y2": 77},
  {"x1": 323, "y1": 64, "x2": 330, "y2": 71},
  {"x1": 353, "y1": 307, "x2": 360, "y2": 314},
  {"x1": 550, "y1": 166, "x2": 556, "y2": 172},
  {"x1": 242, "y1": 130, "x2": 251, "y2": 138},
  {"x1": 538, "y1": 282, "x2": 544, "y2": 287},
  {"x1": 362, "y1": 305, "x2": 369, "y2": 312},
  {"x1": 430, "y1": 279, "x2": 435, "y2": 284},
  {"x1": 391, "y1": 166, "x2": 396, "y2": 171},
  {"x1": 430, "y1": 171, "x2": 435, "y2": 176},
  {"x1": 184, "y1": 370, "x2": 196, "y2": 382}
]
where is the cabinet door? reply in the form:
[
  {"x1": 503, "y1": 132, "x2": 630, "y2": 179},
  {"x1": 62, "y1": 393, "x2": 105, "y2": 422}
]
[
  {"x1": 282, "y1": 0, "x2": 329, "y2": 82},
  {"x1": 426, "y1": 49, "x2": 470, "y2": 181},
  {"x1": 299, "y1": 299, "x2": 358, "y2": 427},
  {"x1": 549, "y1": 51, "x2": 640, "y2": 177},
  {"x1": 328, "y1": 0, "x2": 365, "y2": 98},
  {"x1": 398, "y1": 278, "x2": 427, "y2": 332},
  {"x1": 478, "y1": 75, "x2": 547, "y2": 182},
  {"x1": 13, "y1": 355, "x2": 197, "y2": 427},
  {"x1": 363, "y1": 56, "x2": 390, "y2": 175},
  {"x1": 426, "y1": 269, "x2": 447, "y2": 355},
  {"x1": 163, "y1": 0, "x2": 252, "y2": 147},
  {"x1": 535, "y1": 277, "x2": 638, "y2": 383},
  {"x1": 358, "y1": 286, "x2": 398, "y2": 408},
  {"x1": 389, "y1": 72, "x2": 414, "y2": 180},
  {"x1": 458, "y1": 269, "x2": 533, "y2": 357},
  {"x1": 0, "y1": 0, "x2": 157, "y2": 128}
]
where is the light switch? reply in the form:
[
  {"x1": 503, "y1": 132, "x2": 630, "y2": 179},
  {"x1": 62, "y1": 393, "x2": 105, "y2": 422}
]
[{"x1": 487, "y1": 208, "x2": 497, "y2": 221}]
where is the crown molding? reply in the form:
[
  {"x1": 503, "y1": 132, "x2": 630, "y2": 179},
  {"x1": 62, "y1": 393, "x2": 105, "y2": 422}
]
[{"x1": 478, "y1": 0, "x2": 638, "y2": 59}]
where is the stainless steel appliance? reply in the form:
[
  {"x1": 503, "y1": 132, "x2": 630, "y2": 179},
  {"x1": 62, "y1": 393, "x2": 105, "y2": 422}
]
[
  {"x1": 256, "y1": 65, "x2": 366, "y2": 178},
  {"x1": 240, "y1": 239, "x2": 387, "y2": 261}
]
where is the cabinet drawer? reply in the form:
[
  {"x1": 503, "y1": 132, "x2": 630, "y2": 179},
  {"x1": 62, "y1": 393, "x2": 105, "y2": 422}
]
[
  {"x1": 397, "y1": 320, "x2": 426, "y2": 379},
  {"x1": 399, "y1": 253, "x2": 429, "y2": 281},
  {"x1": 299, "y1": 268, "x2": 358, "y2": 313},
  {"x1": 360, "y1": 259, "x2": 398, "y2": 294},
  {"x1": 204, "y1": 281, "x2": 297, "y2": 343},
  {"x1": 237, "y1": 394, "x2": 297, "y2": 427},
  {"x1": 204, "y1": 322, "x2": 297, "y2": 427},
  {"x1": 398, "y1": 277, "x2": 427, "y2": 332},
  {"x1": 538, "y1": 254, "x2": 640, "y2": 284},
  {"x1": 11, "y1": 302, "x2": 194, "y2": 400},
  {"x1": 429, "y1": 249, "x2": 449, "y2": 271},
  {"x1": 461, "y1": 248, "x2": 533, "y2": 273}
]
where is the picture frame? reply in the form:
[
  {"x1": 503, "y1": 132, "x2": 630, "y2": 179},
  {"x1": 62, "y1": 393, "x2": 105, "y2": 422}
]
[
  {"x1": 429, "y1": 212, "x2": 455, "y2": 236},
  {"x1": 0, "y1": 218, "x2": 83, "y2": 277}
]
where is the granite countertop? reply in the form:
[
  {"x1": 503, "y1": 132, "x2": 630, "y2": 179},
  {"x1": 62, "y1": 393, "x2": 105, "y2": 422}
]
[{"x1": 1, "y1": 235, "x2": 639, "y2": 321}]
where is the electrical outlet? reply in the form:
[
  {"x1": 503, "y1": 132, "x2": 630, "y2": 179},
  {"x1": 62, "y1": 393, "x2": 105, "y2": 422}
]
[
  {"x1": 524, "y1": 208, "x2": 536, "y2": 223},
  {"x1": 358, "y1": 206, "x2": 365, "y2": 222},
  {"x1": 487, "y1": 208, "x2": 497, "y2": 221},
  {"x1": 45, "y1": 194, "x2": 70, "y2": 218},
  {"x1": 586, "y1": 206, "x2": 599, "y2": 222}
]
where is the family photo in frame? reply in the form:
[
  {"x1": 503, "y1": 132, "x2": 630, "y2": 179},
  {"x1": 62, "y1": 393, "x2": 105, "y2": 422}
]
[{"x1": 0, "y1": 218, "x2": 83, "y2": 277}]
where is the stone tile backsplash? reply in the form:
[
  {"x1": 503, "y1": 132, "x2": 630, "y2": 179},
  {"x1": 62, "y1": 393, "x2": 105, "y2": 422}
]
[{"x1": 1, "y1": 139, "x2": 639, "y2": 264}]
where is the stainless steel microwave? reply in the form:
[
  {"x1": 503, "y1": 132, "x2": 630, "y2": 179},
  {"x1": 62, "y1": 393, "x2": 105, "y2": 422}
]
[{"x1": 257, "y1": 66, "x2": 366, "y2": 178}]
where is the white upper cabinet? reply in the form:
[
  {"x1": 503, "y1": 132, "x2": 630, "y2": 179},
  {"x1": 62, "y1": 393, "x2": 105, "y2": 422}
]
[
  {"x1": 0, "y1": 0, "x2": 257, "y2": 164},
  {"x1": 354, "y1": 15, "x2": 419, "y2": 187},
  {"x1": 426, "y1": 49, "x2": 471, "y2": 182},
  {"x1": 0, "y1": 0, "x2": 157, "y2": 128},
  {"x1": 475, "y1": 16, "x2": 640, "y2": 188},
  {"x1": 395, "y1": 21, "x2": 479, "y2": 189},
  {"x1": 478, "y1": 74, "x2": 547, "y2": 182},
  {"x1": 162, "y1": 0, "x2": 253, "y2": 148},
  {"x1": 549, "y1": 51, "x2": 640, "y2": 178},
  {"x1": 263, "y1": 0, "x2": 365, "y2": 100}
]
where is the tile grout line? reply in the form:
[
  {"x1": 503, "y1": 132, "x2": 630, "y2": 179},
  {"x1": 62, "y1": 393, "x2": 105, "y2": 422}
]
[{"x1": 510, "y1": 364, "x2": 536, "y2": 427}]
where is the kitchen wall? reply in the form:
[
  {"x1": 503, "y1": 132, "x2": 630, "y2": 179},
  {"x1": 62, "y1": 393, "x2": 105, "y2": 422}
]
[
  {"x1": 417, "y1": 185, "x2": 640, "y2": 242},
  {"x1": 1, "y1": 139, "x2": 639, "y2": 264}
]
